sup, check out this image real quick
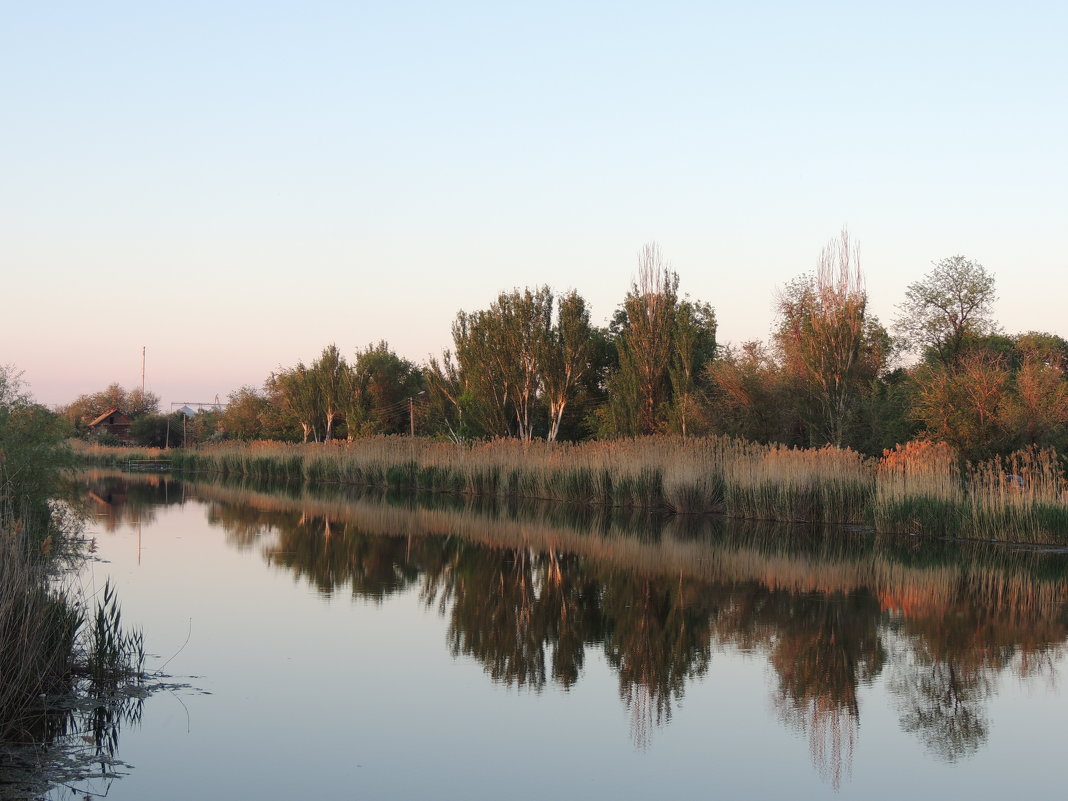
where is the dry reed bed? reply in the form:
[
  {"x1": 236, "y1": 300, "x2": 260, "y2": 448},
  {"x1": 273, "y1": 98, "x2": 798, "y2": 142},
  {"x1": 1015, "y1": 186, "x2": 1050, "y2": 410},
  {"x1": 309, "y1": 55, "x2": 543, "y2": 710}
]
[
  {"x1": 71, "y1": 436, "x2": 1068, "y2": 540},
  {"x1": 874, "y1": 441, "x2": 1068, "y2": 541},
  {"x1": 168, "y1": 476, "x2": 1068, "y2": 622}
]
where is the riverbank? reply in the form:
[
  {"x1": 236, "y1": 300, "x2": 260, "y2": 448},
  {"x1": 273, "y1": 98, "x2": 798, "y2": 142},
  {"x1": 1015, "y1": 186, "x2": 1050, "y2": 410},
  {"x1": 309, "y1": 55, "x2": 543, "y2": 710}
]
[
  {"x1": 71, "y1": 435, "x2": 1068, "y2": 542},
  {"x1": 0, "y1": 385, "x2": 145, "y2": 797}
]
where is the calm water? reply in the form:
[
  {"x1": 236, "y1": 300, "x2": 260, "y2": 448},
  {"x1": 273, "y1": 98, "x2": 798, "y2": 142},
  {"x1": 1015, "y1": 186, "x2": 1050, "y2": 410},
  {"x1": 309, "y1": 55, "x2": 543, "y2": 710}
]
[{"x1": 54, "y1": 471, "x2": 1068, "y2": 799}]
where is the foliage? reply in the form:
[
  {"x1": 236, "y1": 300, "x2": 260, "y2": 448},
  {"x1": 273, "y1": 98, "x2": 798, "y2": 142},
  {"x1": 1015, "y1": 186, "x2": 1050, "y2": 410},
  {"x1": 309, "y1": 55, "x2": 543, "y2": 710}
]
[
  {"x1": 219, "y1": 385, "x2": 289, "y2": 441},
  {"x1": 313, "y1": 344, "x2": 347, "y2": 441},
  {"x1": 344, "y1": 341, "x2": 423, "y2": 437},
  {"x1": 774, "y1": 229, "x2": 886, "y2": 448},
  {"x1": 450, "y1": 286, "x2": 553, "y2": 439},
  {"x1": 598, "y1": 243, "x2": 717, "y2": 436},
  {"x1": 705, "y1": 340, "x2": 790, "y2": 444},
  {"x1": 0, "y1": 366, "x2": 142, "y2": 748},
  {"x1": 0, "y1": 532, "x2": 80, "y2": 739},
  {"x1": 129, "y1": 413, "x2": 181, "y2": 448},
  {"x1": 423, "y1": 350, "x2": 469, "y2": 442},
  {"x1": 894, "y1": 255, "x2": 997, "y2": 363},
  {"x1": 82, "y1": 430, "x2": 1068, "y2": 541},
  {"x1": 440, "y1": 286, "x2": 597, "y2": 441},
  {"x1": 46, "y1": 238, "x2": 1068, "y2": 464},
  {"x1": 84, "y1": 580, "x2": 144, "y2": 686},
  {"x1": 266, "y1": 362, "x2": 322, "y2": 443},
  {"x1": 607, "y1": 245, "x2": 679, "y2": 435},
  {"x1": 540, "y1": 290, "x2": 593, "y2": 441},
  {"x1": 60, "y1": 383, "x2": 160, "y2": 432},
  {"x1": 0, "y1": 365, "x2": 72, "y2": 531}
]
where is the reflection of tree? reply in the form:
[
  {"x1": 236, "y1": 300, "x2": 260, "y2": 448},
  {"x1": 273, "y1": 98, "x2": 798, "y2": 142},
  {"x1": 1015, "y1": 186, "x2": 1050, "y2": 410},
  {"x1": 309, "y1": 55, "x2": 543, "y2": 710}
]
[
  {"x1": 890, "y1": 641, "x2": 990, "y2": 762},
  {"x1": 190, "y1": 482, "x2": 1068, "y2": 777},
  {"x1": 207, "y1": 502, "x2": 284, "y2": 550},
  {"x1": 265, "y1": 517, "x2": 420, "y2": 600},
  {"x1": 600, "y1": 572, "x2": 714, "y2": 747},
  {"x1": 885, "y1": 565, "x2": 1068, "y2": 762},
  {"x1": 446, "y1": 548, "x2": 547, "y2": 689},
  {"x1": 767, "y1": 590, "x2": 884, "y2": 789},
  {"x1": 887, "y1": 598, "x2": 1008, "y2": 761},
  {"x1": 74, "y1": 472, "x2": 184, "y2": 531},
  {"x1": 426, "y1": 546, "x2": 605, "y2": 691}
]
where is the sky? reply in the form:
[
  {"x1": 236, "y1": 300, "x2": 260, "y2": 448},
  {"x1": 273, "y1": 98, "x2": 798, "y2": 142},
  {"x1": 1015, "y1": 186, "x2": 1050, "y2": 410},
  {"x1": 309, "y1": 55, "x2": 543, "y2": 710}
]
[{"x1": 3, "y1": 1, "x2": 1066, "y2": 409}]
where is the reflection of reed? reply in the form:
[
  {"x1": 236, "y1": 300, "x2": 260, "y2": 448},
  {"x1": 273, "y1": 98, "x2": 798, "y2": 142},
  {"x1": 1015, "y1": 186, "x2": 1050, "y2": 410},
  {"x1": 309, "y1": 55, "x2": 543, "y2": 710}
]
[{"x1": 180, "y1": 477, "x2": 1068, "y2": 629}]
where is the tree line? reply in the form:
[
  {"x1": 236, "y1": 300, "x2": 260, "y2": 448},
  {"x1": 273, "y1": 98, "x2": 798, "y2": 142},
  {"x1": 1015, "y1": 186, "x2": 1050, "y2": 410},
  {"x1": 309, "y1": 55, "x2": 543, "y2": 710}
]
[{"x1": 62, "y1": 230, "x2": 1068, "y2": 461}]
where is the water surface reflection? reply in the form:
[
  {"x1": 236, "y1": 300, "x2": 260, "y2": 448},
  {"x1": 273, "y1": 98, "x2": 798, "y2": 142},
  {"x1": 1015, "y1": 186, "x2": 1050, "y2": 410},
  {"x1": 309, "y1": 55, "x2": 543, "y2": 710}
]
[{"x1": 75, "y1": 471, "x2": 1068, "y2": 788}]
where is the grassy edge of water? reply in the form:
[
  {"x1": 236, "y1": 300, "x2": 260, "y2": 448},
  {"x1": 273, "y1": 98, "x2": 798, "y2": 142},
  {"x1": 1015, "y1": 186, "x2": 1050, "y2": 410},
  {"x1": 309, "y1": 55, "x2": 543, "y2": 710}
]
[
  {"x1": 1, "y1": 496, "x2": 147, "y2": 796},
  {"x1": 70, "y1": 436, "x2": 1068, "y2": 542}
]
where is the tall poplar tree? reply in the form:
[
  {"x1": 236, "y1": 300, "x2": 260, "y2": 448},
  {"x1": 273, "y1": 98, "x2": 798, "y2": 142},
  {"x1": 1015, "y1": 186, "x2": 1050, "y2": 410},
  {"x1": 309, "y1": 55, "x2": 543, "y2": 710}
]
[
  {"x1": 600, "y1": 243, "x2": 716, "y2": 436},
  {"x1": 774, "y1": 229, "x2": 884, "y2": 447}
]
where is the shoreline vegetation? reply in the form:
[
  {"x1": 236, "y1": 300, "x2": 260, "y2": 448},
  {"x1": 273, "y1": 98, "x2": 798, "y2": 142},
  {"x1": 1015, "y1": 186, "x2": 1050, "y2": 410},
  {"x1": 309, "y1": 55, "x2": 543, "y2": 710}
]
[
  {"x1": 72, "y1": 435, "x2": 1068, "y2": 543},
  {"x1": 0, "y1": 368, "x2": 144, "y2": 798}
]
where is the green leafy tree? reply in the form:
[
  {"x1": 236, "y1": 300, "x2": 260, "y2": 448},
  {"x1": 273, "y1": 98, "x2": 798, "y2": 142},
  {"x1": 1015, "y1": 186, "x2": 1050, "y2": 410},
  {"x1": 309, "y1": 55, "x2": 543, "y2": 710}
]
[
  {"x1": 449, "y1": 310, "x2": 511, "y2": 438},
  {"x1": 343, "y1": 342, "x2": 422, "y2": 437},
  {"x1": 312, "y1": 344, "x2": 347, "y2": 441},
  {"x1": 0, "y1": 365, "x2": 70, "y2": 532},
  {"x1": 266, "y1": 363, "x2": 322, "y2": 442},
  {"x1": 451, "y1": 287, "x2": 554, "y2": 440},
  {"x1": 611, "y1": 244, "x2": 679, "y2": 435},
  {"x1": 423, "y1": 351, "x2": 469, "y2": 442},
  {"x1": 851, "y1": 367, "x2": 919, "y2": 456},
  {"x1": 665, "y1": 298, "x2": 717, "y2": 436},
  {"x1": 442, "y1": 287, "x2": 596, "y2": 440},
  {"x1": 1001, "y1": 352, "x2": 1068, "y2": 451},
  {"x1": 220, "y1": 386, "x2": 273, "y2": 441},
  {"x1": 1010, "y1": 332, "x2": 1068, "y2": 373},
  {"x1": 129, "y1": 413, "x2": 181, "y2": 448},
  {"x1": 599, "y1": 244, "x2": 717, "y2": 436},
  {"x1": 539, "y1": 290, "x2": 593, "y2": 442},
  {"x1": 894, "y1": 255, "x2": 997, "y2": 363}
]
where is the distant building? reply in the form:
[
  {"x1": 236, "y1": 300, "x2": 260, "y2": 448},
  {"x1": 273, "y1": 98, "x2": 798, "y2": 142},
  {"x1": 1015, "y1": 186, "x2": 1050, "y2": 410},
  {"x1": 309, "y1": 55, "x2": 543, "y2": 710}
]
[{"x1": 87, "y1": 407, "x2": 132, "y2": 442}]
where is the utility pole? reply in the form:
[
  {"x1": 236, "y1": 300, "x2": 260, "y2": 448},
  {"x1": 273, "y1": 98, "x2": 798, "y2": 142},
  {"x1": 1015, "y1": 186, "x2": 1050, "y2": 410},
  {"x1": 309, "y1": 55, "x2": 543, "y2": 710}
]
[
  {"x1": 409, "y1": 390, "x2": 426, "y2": 437},
  {"x1": 141, "y1": 346, "x2": 146, "y2": 393}
]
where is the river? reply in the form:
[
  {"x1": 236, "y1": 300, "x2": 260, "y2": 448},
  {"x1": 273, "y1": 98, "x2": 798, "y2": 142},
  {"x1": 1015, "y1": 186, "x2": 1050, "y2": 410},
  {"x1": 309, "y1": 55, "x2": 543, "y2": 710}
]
[{"x1": 55, "y1": 470, "x2": 1068, "y2": 799}]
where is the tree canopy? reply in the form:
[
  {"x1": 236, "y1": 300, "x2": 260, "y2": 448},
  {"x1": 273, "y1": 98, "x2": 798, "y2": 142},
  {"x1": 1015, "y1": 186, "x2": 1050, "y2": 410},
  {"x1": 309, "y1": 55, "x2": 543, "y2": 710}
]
[
  {"x1": 61, "y1": 383, "x2": 160, "y2": 430},
  {"x1": 53, "y1": 236, "x2": 1068, "y2": 465},
  {"x1": 894, "y1": 255, "x2": 997, "y2": 363}
]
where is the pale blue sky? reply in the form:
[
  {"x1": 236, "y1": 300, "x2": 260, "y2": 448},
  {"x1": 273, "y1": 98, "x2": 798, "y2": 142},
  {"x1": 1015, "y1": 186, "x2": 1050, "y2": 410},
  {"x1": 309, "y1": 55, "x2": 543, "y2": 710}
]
[{"x1": 3, "y1": 1, "x2": 1066, "y2": 407}]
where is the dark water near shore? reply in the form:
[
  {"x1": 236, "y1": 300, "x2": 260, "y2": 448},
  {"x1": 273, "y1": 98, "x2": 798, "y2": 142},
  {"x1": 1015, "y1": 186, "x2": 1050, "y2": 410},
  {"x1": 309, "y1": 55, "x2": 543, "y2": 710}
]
[{"x1": 54, "y1": 471, "x2": 1068, "y2": 799}]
